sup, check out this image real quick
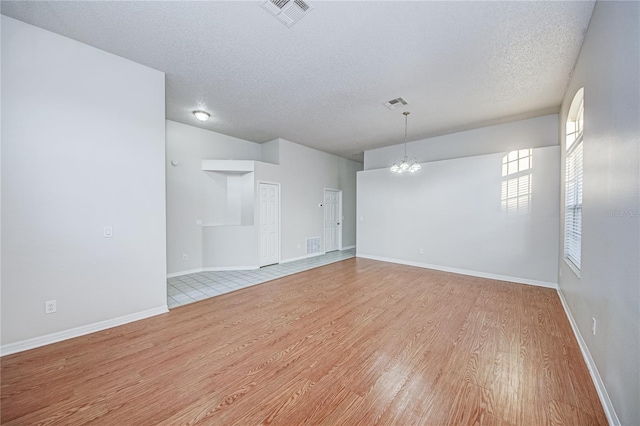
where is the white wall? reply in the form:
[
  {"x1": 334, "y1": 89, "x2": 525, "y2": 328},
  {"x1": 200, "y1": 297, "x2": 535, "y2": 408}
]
[
  {"x1": 261, "y1": 139, "x2": 280, "y2": 165},
  {"x1": 166, "y1": 120, "x2": 262, "y2": 274},
  {"x1": 1, "y1": 17, "x2": 167, "y2": 349},
  {"x1": 202, "y1": 171, "x2": 228, "y2": 226},
  {"x1": 166, "y1": 127, "x2": 363, "y2": 275},
  {"x1": 364, "y1": 114, "x2": 559, "y2": 171},
  {"x1": 202, "y1": 226, "x2": 257, "y2": 269},
  {"x1": 274, "y1": 139, "x2": 361, "y2": 260},
  {"x1": 557, "y1": 2, "x2": 639, "y2": 424},
  {"x1": 0, "y1": 16, "x2": 4, "y2": 340},
  {"x1": 358, "y1": 144, "x2": 560, "y2": 286}
]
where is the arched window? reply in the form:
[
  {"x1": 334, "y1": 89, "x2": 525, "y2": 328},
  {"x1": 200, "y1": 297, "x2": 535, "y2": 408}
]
[{"x1": 564, "y1": 88, "x2": 584, "y2": 273}]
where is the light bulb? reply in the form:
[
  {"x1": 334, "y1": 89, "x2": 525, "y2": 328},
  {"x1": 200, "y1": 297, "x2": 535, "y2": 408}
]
[
  {"x1": 193, "y1": 110, "x2": 210, "y2": 122},
  {"x1": 400, "y1": 161, "x2": 410, "y2": 171},
  {"x1": 390, "y1": 164, "x2": 400, "y2": 173}
]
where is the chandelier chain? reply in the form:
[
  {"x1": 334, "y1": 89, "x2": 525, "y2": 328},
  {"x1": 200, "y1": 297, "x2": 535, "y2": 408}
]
[
  {"x1": 390, "y1": 111, "x2": 421, "y2": 174},
  {"x1": 404, "y1": 112, "x2": 408, "y2": 156}
]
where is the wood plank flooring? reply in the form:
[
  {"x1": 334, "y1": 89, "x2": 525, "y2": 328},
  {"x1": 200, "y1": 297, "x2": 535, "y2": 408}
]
[{"x1": 1, "y1": 258, "x2": 607, "y2": 425}]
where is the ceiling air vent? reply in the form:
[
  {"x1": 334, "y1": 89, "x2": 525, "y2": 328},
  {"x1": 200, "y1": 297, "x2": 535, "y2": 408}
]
[
  {"x1": 262, "y1": 0, "x2": 313, "y2": 28},
  {"x1": 383, "y1": 97, "x2": 409, "y2": 110}
]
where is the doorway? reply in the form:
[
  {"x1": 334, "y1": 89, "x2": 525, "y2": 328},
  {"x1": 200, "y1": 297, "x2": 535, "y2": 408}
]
[
  {"x1": 259, "y1": 182, "x2": 280, "y2": 267},
  {"x1": 324, "y1": 188, "x2": 342, "y2": 253}
]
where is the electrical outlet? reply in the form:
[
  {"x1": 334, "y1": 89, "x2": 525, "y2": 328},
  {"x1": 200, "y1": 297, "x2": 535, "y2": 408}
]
[
  {"x1": 418, "y1": 248, "x2": 424, "y2": 255},
  {"x1": 45, "y1": 300, "x2": 57, "y2": 314},
  {"x1": 592, "y1": 318, "x2": 597, "y2": 335},
  {"x1": 196, "y1": 220, "x2": 202, "y2": 226},
  {"x1": 182, "y1": 254, "x2": 188, "y2": 261},
  {"x1": 297, "y1": 243, "x2": 301, "y2": 249},
  {"x1": 103, "y1": 226, "x2": 113, "y2": 238}
]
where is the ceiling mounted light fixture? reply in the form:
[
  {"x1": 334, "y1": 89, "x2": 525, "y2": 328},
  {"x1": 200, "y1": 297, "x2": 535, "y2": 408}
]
[
  {"x1": 390, "y1": 111, "x2": 421, "y2": 174},
  {"x1": 193, "y1": 110, "x2": 210, "y2": 122}
]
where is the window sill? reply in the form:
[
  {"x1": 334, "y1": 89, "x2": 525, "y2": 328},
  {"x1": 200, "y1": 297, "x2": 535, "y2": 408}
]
[{"x1": 564, "y1": 257, "x2": 581, "y2": 278}]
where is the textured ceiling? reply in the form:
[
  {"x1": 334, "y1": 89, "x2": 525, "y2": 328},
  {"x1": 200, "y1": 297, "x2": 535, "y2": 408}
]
[{"x1": 1, "y1": 1, "x2": 595, "y2": 161}]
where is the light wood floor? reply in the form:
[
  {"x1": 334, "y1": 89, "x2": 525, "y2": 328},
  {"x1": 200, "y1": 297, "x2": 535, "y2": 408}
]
[{"x1": 1, "y1": 258, "x2": 606, "y2": 425}]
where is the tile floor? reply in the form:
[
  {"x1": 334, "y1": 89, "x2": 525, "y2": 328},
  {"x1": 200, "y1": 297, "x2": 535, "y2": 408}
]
[{"x1": 167, "y1": 248, "x2": 356, "y2": 308}]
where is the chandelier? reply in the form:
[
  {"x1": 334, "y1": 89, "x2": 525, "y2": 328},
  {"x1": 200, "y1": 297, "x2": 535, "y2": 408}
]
[{"x1": 390, "y1": 111, "x2": 421, "y2": 173}]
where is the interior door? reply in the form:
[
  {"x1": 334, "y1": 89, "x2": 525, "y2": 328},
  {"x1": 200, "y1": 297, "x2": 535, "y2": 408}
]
[
  {"x1": 324, "y1": 189, "x2": 341, "y2": 253},
  {"x1": 259, "y1": 183, "x2": 279, "y2": 267}
]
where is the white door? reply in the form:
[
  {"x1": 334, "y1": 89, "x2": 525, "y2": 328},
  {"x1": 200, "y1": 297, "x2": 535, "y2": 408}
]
[
  {"x1": 259, "y1": 183, "x2": 280, "y2": 267},
  {"x1": 324, "y1": 189, "x2": 341, "y2": 253}
]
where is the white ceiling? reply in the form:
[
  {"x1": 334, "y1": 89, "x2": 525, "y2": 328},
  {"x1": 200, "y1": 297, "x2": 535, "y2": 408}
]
[{"x1": 1, "y1": 1, "x2": 595, "y2": 161}]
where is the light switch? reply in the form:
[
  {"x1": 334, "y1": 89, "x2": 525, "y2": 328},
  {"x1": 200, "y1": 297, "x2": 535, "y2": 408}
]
[{"x1": 104, "y1": 226, "x2": 113, "y2": 238}]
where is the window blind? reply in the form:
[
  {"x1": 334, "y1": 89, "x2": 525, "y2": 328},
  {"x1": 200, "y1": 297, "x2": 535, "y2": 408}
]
[{"x1": 564, "y1": 139, "x2": 583, "y2": 270}]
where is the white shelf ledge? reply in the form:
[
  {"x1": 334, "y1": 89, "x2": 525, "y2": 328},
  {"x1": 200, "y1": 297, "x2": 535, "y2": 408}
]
[{"x1": 202, "y1": 160, "x2": 254, "y2": 173}]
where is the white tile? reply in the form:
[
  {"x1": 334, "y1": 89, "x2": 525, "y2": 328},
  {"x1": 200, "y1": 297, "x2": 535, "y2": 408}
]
[
  {"x1": 172, "y1": 293, "x2": 194, "y2": 303},
  {"x1": 166, "y1": 249, "x2": 355, "y2": 300}
]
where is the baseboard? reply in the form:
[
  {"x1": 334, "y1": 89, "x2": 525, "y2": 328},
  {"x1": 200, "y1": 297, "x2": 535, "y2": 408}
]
[
  {"x1": 202, "y1": 265, "x2": 259, "y2": 271},
  {"x1": 0, "y1": 306, "x2": 169, "y2": 357},
  {"x1": 556, "y1": 288, "x2": 620, "y2": 425},
  {"x1": 280, "y1": 252, "x2": 325, "y2": 264},
  {"x1": 167, "y1": 268, "x2": 202, "y2": 278},
  {"x1": 168, "y1": 265, "x2": 260, "y2": 277},
  {"x1": 356, "y1": 253, "x2": 558, "y2": 289},
  {"x1": 169, "y1": 249, "x2": 356, "y2": 276}
]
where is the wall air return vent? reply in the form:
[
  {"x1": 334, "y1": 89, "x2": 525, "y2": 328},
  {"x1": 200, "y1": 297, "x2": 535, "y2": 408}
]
[
  {"x1": 384, "y1": 97, "x2": 409, "y2": 110},
  {"x1": 306, "y1": 237, "x2": 321, "y2": 254},
  {"x1": 262, "y1": 0, "x2": 313, "y2": 28}
]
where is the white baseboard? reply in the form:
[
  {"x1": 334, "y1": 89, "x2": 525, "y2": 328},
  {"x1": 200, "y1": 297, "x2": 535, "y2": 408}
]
[
  {"x1": 168, "y1": 265, "x2": 260, "y2": 278},
  {"x1": 0, "y1": 306, "x2": 168, "y2": 357},
  {"x1": 280, "y1": 252, "x2": 325, "y2": 264},
  {"x1": 167, "y1": 268, "x2": 202, "y2": 278},
  {"x1": 356, "y1": 253, "x2": 558, "y2": 289},
  {"x1": 203, "y1": 265, "x2": 259, "y2": 271},
  {"x1": 557, "y1": 288, "x2": 619, "y2": 425},
  {"x1": 169, "y1": 248, "x2": 356, "y2": 277}
]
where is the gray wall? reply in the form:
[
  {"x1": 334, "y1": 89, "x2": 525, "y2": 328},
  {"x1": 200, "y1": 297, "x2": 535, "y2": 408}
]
[
  {"x1": 358, "y1": 142, "x2": 560, "y2": 286},
  {"x1": 364, "y1": 114, "x2": 559, "y2": 170},
  {"x1": 1, "y1": 17, "x2": 167, "y2": 346},
  {"x1": 165, "y1": 120, "x2": 262, "y2": 274},
  {"x1": 557, "y1": 2, "x2": 639, "y2": 424},
  {"x1": 166, "y1": 124, "x2": 363, "y2": 275},
  {"x1": 275, "y1": 139, "x2": 361, "y2": 260}
]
